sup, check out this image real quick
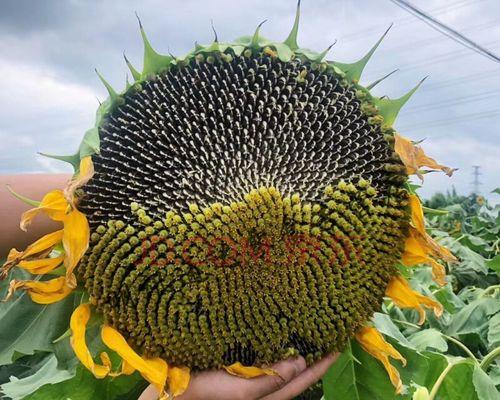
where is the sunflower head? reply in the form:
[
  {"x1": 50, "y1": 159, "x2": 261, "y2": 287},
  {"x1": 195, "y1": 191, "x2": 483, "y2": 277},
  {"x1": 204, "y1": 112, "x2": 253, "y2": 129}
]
[{"x1": 2, "y1": 2, "x2": 456, "y2": 396}]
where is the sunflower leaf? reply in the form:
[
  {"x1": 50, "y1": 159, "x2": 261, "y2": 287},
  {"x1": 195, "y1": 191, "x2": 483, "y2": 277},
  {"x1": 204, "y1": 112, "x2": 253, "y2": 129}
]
[
  {"x1": 322, "y1": 340, "x2": 397, "y2": 400},
  {"x1": 23, "y1": 365, "x2": 147, "y2": 400},
  {"x1": 0, "y1": 270, "x2": 79, "y2": 366},
  {"x1": 0, "y1": 353, "x2": 74, "y2": 400}
]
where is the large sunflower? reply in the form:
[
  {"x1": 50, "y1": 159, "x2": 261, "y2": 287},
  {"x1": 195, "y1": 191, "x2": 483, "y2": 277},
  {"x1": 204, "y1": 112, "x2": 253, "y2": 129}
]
[{"x1": 1, "y1": 2, "x2": 457, "y2": 398}]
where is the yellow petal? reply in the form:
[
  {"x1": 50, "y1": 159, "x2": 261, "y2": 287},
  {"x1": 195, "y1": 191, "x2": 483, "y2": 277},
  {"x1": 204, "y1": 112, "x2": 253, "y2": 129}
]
[
  {"x1": 394, "y1": 133, "x2": 455, "y2": 180},
  {"x1": 0, "y1": 230, "x2": 64, "y2": 281},
  {"x1": 6, "y1": 248, "x2": 23, "y2": 263},
  {"x1": 355, "y1": 326, "x2": 406, "y2": 394},
  {"x1": 18, "y1": 255, "x2": 64, "y2": 275},
  {"x1": 20, "y1": 190, "x2": 68, "y2": 231},
  {"x1": 386, "y1": 275, "x2": 443, "y2": 324},
  {"x1": 121, "y1": 360, "x2": 136, "y2": 375},
  {"x1": 408, "y1": 194, "x2": 425, "y2": 233},
  {"x1": 402, "y1": 194, "x2": 456, "y2": 286},
  {"x1": 70, "y1": 304, "x2": 111, "y2": 379},
  {"x1": 64, "y1": 156, "x2": 94, "y2": 207},
  {"x1": 223, "y1": 362, "x2": 278, "y2": 378},
  {"x1": 3, "y1": 276, "x2": 73, "y2": 304},
  {"x1": 1, "y1": 230, "x2": 64, "y2": 273},
  {"x1": 402, "y1": 230, "x2": 447, "y2": 286},
  {"x1": 101, "y1": 325, "x2": 168, "y2": 395},
  {"x1": 23, "y1": 230, "x2": 65, "y2": 258},
  {"x1": 168, "y1": 366, "x2": 191, "y2": 397},
  {"x1": 62, "y1": 209, "x2": 90, "y2": 288}
]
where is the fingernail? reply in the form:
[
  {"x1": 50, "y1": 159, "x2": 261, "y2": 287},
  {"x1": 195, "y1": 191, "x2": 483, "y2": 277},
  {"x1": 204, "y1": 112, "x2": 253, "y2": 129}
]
[{"x1": 293, "y1": 356, "x2": 307, "y2": 375}]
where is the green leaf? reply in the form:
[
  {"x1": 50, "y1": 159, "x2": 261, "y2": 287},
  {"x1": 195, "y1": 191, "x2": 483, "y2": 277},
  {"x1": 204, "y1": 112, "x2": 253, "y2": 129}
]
[
  {"x1": 283, "y1": 0, "x2": 301, "y2": 50},
  {"x1": 250, "y1": 20, "x2": 267, "y2": 48},
  {"x1": 0, "y1": 353, "x2": 49, "y2": 386},
  {"x1": 408, "y1": 329, "x2": 448, "y2": 353},
  {"x1": 372, "y1": 77, "x2": 426, "y2": 126},
  {"x1": 123, "y1": 53, "x2": 141, "y2": 82},
  {"x1": 1, "y1": 354, "x2": 74, "y2": 400},
  {"x1": 434, "y1": 361, "x2": 479, "y2": 400},
  {"x1": 95, "y1": 69, "x2": 119, "y2": 103},
  {"x1": 23, "y1": 366, "x2": 147, "y2": 400},
  {"x1": 488, "y1": 364, "x2": 500, "y2": 386},
  {"x1": 38, "y1": 152, "x2": 80, "y2": 172},
  {"x1": 373, "y1": 312, "x2": 415, "y2": 349},
  {"x1": 136, "y1": 14, "x2": 173, "y2": 77},
  {"x1": 0, "y1": 270, "x2": 79, "y2": 366},
  {"x1": 487, "y1": 312, "x2": 500, "y2": 349},
  {"x1": 332, "y1": 25, "x2": 391, "y2": 83},
  {"x1": 472, "y1": 365, "x2": 500, "y2": 400},
  {"x1": 395, "y1": 345, "x2": 448, "y2": 391},
  {"x1": 322, "y1": 340, "x2": 397, "y2": 400},
  {"x1": 433, "y1": 284, "x2": 465, "y2": 314},
  {"x1": 273, "y1": 42, "x2": 294, "y2": 62},
  {"x1": 486, "y1": 255, "x2": 500, "y2": 274},
  {"x1": 6, "y1": 185, "x2": 40, "y2": 207},
  {"x1": 447, "y1": 298, "x2": 500, "y2": 338}
]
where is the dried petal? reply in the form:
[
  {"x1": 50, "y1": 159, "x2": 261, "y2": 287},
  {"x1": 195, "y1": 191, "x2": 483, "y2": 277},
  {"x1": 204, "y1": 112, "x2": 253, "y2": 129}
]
[
  {"x1": 18, "y1": 255, "x2": 64, "y2": 275},
  {"x1": 64, "y1": 156, "x2": 94, "y2": 207},
  {"x1": 3, "y1": 276, "x2": 73, "y2": 304},
  {"x1": 394, "y1": 133, "x2": 456, "y2": 180},
  {"x1": 223, "y1": 362, "x2": 278, "y2": 378},
  {"x1": 355, "y1": 326, "x2": 406, "y2": 393},
  {"x1": 385, "y1": 275, "x2": 443, "y2": 324}
]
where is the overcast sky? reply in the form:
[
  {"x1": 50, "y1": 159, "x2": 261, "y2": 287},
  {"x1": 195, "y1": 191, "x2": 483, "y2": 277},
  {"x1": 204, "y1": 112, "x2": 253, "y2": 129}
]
[{"x1": 0, "y1": 0, "x2": 499, "y2": 201}]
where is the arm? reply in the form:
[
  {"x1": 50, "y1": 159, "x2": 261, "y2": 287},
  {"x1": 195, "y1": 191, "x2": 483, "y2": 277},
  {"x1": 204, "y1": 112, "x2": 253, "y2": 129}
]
[{"x1": 0, "y1": 174, "x2": 71, "y2": 257}]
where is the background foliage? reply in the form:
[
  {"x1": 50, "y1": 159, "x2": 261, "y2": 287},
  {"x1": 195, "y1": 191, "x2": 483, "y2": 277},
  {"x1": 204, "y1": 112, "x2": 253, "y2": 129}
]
[{"x1": 0, "y1": 189, "x2": 499, "y2": 400}]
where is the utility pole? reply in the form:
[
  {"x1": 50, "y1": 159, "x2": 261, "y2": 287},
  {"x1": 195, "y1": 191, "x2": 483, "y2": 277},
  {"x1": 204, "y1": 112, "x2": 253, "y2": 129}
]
[{"x1": 471, "y1": 165, "x2": 482, "y2": 195}]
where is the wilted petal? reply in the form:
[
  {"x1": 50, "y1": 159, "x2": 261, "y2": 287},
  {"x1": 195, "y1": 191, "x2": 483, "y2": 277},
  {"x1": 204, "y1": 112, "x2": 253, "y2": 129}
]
[
  {"x1": 62, "y1": 209, "x2": 90, "y2": 288},
  {"x1": 408, "y1": 194, "x2": 454, "y2": 262},
  {"x1": 64, "y1": 156, "x2": 94, "y2": 207},
  {"x1": 386, "y1": 275, "x2": 443, "y2": 324},
  {"x1": 168, "y1": 366, "x2": 191, "y2": 397},
  {"x1": 355, "y1": 326, "x2": 406, "y2": 394},
  {"x1": 70, "y1": 304, "x2": 111, "y2": 379},
  {"x1": 394, "y1": 133, "x2": 455, "y2": 180},
  {"x1": 401, "y1": 194, "x2": 456, "y2": 286},
  {"x1": 18, "y1": 255, "x2": 64, "y2": 275},
  {"x1": 0, "y1": 230, "x2": 64, "y2": 281},
  {"x1": 101, "y1": 325, "x2": 168, "y2": 395},
  {"x1": 223, "y1": 362, "x2": 278, "y2": 378},
  {"x1": 3, "y1": 276, "x2": 73, "y2": 304},
  {"x1": 20, "y1": 190, "x2": 68, "y2": 231},
  {"x1": 402, "y1": 230, "x2": 447, "y2": 286}
]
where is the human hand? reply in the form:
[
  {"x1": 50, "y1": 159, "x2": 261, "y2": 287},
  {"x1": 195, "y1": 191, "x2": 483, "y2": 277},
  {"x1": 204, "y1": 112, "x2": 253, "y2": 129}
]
[{"x1": 138, "y1": 353, "x2": 339, "y2": 400}]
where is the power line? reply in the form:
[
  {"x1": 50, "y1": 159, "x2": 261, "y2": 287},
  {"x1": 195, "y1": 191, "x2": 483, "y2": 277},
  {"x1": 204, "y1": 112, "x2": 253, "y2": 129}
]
[
  {"x1": 364, "y1": 39, "x2": 500, "y2": 80},
  {"x1": 421, "y1": 69, "x2": 500, "y2": 90},
  {"x1": 374, "y1": 17, "x2": 500, "y2": 57},
  {"x1": 389, "y1": 0, "x2": 500, "y2": 63},
  {"x1": 404, "y1": 90, "x2": 498, "y2": 113},
  {"x1": 339, "y1": 0, "x2": 487, "y2": 43},
  {"x1": 398, "y1": 109, "x2": 500, "y2": 131}
]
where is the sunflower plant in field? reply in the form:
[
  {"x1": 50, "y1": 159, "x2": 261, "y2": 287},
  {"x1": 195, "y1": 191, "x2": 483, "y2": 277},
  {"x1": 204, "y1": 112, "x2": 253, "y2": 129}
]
[{"x1": 0, "y1": 2, "x2": 499, "y2": 399}]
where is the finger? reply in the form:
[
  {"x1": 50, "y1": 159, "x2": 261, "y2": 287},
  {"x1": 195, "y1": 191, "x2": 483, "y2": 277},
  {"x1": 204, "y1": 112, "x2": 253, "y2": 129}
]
[
  {"x1": 260, "y1": 353, "x2": 340, "y2": 400},
  {"x1": 242, "y1": 356, "x2": 307, "y2": 399},
  {"x1": 138, "y1": 384, "x2": 158, "y2": 400}
]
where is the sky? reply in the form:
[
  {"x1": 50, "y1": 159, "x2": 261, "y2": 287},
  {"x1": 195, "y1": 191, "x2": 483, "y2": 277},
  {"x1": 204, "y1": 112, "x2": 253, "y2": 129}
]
[{"x1": 0, "y1": 0, "x2": 499, "y2": 202}]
